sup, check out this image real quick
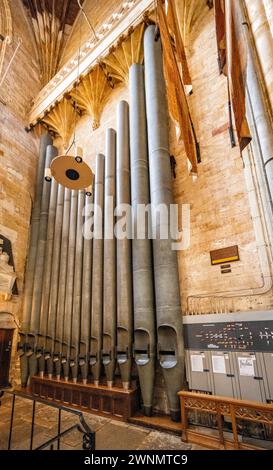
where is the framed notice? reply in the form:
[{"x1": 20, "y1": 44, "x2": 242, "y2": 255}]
[
  {"x1": 190, "y1": 354, "x2": 204, "y2": 373},
  {"x1": 210, "y1": 245, "x2": 239, "y2": 265},
  {"x1": 238, "y1": 357, "x2": 255, "y2": 377},
  {"x1": 212, "y1": 355, "x2": 226, "y2": 374}
]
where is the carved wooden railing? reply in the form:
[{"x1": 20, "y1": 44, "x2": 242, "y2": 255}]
[{"x1": 178, "y1": 391, "x2": 273, "y2": 450}]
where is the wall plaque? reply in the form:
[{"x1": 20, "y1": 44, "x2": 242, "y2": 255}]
[{"x1": 210, "y1": 245, "x2": 239, "y2": 266}]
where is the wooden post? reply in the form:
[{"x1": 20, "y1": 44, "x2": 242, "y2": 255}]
[
  {"x1": 180, "y1": 396, "x2": 188, "y2": 442},
  {"x1": 216, "y1": 403, "x2": 225, "y2": 449},
  {"x1": 230, "y1": 405, "x2": 240, "y2": 450}
]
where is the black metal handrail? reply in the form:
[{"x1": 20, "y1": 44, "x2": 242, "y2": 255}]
[{"x1": 0, "y1": 389, "x2": 95, "y2": 451}]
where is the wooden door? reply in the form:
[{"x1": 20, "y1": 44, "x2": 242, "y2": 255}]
[{"x1": 0, "y1": 329, "x2": 13, "y2": 388}]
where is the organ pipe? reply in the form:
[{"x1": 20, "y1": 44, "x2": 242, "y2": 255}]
[
  {"x1": 20, "y1": 133, "x2": 52, "y2": 386},
  {"x1": 129, "y1": 63, "x2": 156, "y2": 416},
  {"x1": 38, "y1": 176, "x2": 58, "y2": 377},
  {"x1": 240, "y1": 1, "x2": 273, "y2": 203},
  {"x1": 80, "y1": 192, "x2": 93, "y2": 384},
  {"x1": 28, "y1": 144, "x2": 58, "y2": 380},
  {"x1": 62, "y1": 190, "x2": 78, "y2": 381},
  {"x1": 103, "y1": 129, "x2": 117, "y2": 387},
  {"x1": 71, "y1": 190, "x2": 85, "y2": 382},
  {"x1": 144, "y1": 25, "x2": 184, "y2": 422},
  {"x1": 116, "y1": 101, "x2": 133, "y2": 390},
  {"x1": 90, "y1": 154, "x2": 105, "y2": 385},
  {"x1": 55, "y1": 188, "x2": 71, "y2": 379},
  {"x1": 45, "y1": 184, "x2": 65, "y2": 378}
]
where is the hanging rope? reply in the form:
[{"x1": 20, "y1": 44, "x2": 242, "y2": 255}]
[
  {"x1": 0, "y1": 37, "x2": 22, "y2": 89},
  {"x1": 77, "y1": 0, "x2": 99, "y2": 42}
]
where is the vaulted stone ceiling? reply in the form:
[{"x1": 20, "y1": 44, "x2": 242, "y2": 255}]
[{"x1": 21, "y1": 0, "x2": 80, "y2": 86}]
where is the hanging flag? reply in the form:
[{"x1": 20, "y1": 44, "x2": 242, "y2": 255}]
[
  {"x1": 215, "y1": 0, "x2": 252, "y2": 151},
  {"x1": 157, "y1": 0, "x2": 198, "y2": 175},
  {"x1": 166, "y1": 0, "x2": 192, "y2": 94},
  {"x1": 214, "y1": 0, "x2": 227, "y2": 74}
]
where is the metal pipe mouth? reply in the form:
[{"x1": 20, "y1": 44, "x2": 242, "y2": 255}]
[{"x1": 122, "y1": 382, "x2": 130, "y2": 391}]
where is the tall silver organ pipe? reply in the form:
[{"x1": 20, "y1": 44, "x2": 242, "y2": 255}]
[
  {"x1": 55, "y1": 188, "x2": 71, "y2": 379},
  {"x1": 116, "y1": 100, "x2": 133, "y2": 390},
  {"x1": 103, "y1": 129, "x2": 117, "y2": 387},
  {"x1": 20, "y1": 133, "x2": 52, "y2": 386},
  {"x1": 28, "y1": 144, "x2": 58, "y2": 380},
  {"x1": 71, "y1": 190, "x2": 85, "y2": 382},
  {"x1": 38, "y1": 174, "x2": 58, "y2": 377},
  {"x1": 80, "y1": 191, "x2": 93, "y2": 384},
  {"x1": 62, "y1": 190, "x2": 78, "y2": 381},
  {"x1": 46, "y1": 184, "x2": 65, "y2": 378},
  {"x1": 144, "y1": 25, "x2": 184, "y2": 422},
  {"x1": 90, "y1": 154, "x2": 105, "y2": 385},
  {"x1": 129, "y1": 63, "x2": 156, "y2": 416}
]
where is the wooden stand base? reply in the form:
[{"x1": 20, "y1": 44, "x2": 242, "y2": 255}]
[{"x1": 30, "y1": 376, "x2": 139, "y2": 422}]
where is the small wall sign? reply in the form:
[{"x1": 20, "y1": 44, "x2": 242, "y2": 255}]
[{"x1": 210, "y1": 245, "x2": 239, "y2": 266}]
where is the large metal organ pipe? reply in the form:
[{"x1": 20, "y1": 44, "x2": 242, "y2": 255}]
[
  {"x1": 46, "y1": 184, "x2": 65, "y2": 378},
  {"x1": 19, "y1": 133, "x2": 52, "y2": 386},
  {"x1": 90, "y1": 154, "x2": 105, "y2": 385},
  {"x1": 80, "y1": 192, "x2": 93, "y2": 384},
  {"x1": 28, "y1": 144, "x2": 58, "y2": 380},
  {"x1": 62, "y1": 190, "x2": 78, "y2": 381},
  {"x1": 129, "y1": 63, "x2": 156, "y2": 416},
  {"x1": 55, "y1": 188, "x2": 71, "y2": 379},
  {"x1": 103, "y1": 129, "x2": 117, "y2": 387},
  {"x1": 144, "y1": 25, "x2": 184, "y2": 422},
  {"x1": 71, "y1": 190, "x2": 85, "y2": 382},
  {"x1": 116, "y1": 101, "x2": 133, "y2": 390},
  {"x1": 38, "y1": 175, "x2": 58, "y2": 377}
]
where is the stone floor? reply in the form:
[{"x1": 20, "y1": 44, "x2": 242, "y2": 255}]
[{"x1": 0, "y1": 394, "x2": 205, "y2": 451}]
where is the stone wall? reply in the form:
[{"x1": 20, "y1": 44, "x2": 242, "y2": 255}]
[{"x1": 0, "y1": 0, "x2": 41, "y2": 383}]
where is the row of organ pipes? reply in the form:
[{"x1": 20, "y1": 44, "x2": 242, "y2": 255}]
[{"x1": 19, "y1": 25, "x2": 184, "y2": 421}]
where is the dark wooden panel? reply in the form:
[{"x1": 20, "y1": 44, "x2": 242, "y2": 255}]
[{"x1": 30, "y1": 376, "x2": 139, "y2": 421}]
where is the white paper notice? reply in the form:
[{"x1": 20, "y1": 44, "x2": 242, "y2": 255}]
[
  {"x1": 238, "y1": 357, "x2": 255, "y2": 377},
  {"x1": 212, "y1": 355, "x2": 226, "y2": 374},
  {"x1": 190, "y1": 354, "x2": 204, "y2": 372}
]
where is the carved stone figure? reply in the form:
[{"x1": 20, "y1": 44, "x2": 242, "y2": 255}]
[{"x1": 0, "y1": 239, "x2": 16, "y2": 300}]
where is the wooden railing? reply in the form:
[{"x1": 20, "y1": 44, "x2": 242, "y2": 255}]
[{"x1": 178, "y1": 391, "x2": 273, "y2": 450}]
